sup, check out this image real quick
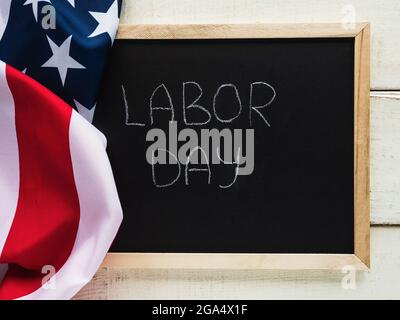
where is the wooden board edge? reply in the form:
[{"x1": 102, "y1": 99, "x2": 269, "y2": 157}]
[
  {"x1": 116, "y1": 23, "x2": 368, "y2": 39},
  {"x1": 354, "y1": 23, "x2": 371, "y2": 268},
  {"x1": 102, "y1": 253, "x2": 368, "y2": 270}
]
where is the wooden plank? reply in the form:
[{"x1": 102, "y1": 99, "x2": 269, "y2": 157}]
[
  {"x1": 371, "y1": 93, "x2": 400, "y2": 224},
  {"x1": 117, "y1": 23, "x2": 366, "y2": 39},
  {"x1": 120, "y1": 0, "x2": 400, "y2": 90},
  {"x1": 73, "y1": 226, "x2": 400, "y2": 300}
]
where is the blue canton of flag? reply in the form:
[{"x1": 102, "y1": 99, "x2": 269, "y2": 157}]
[{"x1": 0, "y1": 0, "x2": 122, "y2": 123}]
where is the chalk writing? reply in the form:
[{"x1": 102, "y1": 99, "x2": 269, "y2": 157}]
[
  {"x1": 123, "y1": 81, "x2": 276, "y2": 188},
  {"x1": 123, "y1": 81, "x2": 276, "y2": 127}
]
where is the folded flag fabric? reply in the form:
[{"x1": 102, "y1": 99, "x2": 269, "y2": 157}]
[
  {"x1": 0, "y1": 60, "x2": 122, "y2": 300},
  {"x1": 0, "y1": 0, "x2": 123, "y2": 300},
  {"x1": 0, "y1": 0, "x2": 122, "y2": 123}
]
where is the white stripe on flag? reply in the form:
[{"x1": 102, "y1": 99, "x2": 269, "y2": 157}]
[
  {"x1": 20, "y1": 110, "x2": 122, "y2": 299},
  {"x1": 0, "y1": 1, "x2": 11, "y2": 41},
  {"x1": 0, "y1": 61, "x2": 19, "y2": 256}
]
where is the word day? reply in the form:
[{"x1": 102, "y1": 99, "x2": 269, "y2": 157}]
[{"x1": 146, "y1": 121, "x2": 254, "y2": 188}]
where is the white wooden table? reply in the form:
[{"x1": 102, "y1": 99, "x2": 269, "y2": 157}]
[{"x1": 75, "y1": 0, "x2": 400, "y2": 300}]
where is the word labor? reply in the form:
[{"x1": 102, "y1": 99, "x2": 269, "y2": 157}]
[{"x1": 122, "y1": 81, "x2": 276, "y2": 127}]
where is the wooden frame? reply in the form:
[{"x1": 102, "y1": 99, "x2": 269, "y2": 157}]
[{"x1": 103, "y1": 23, "x2": 370, "y2": 270}]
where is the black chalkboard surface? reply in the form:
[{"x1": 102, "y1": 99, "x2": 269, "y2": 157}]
[{"x1": 94, "y1": 36, "x2": 356, "y2": 256}]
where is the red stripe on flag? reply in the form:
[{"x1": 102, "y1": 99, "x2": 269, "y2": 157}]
[{"x1": 0, "y1": 65, "x2": 80, "y2": 299}]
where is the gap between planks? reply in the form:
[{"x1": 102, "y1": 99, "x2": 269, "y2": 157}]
[{"x1": 370, "y1": 91, "x2": 400, "y2": 99}]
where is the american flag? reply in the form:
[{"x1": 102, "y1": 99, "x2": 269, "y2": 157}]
[
  {"x1": 1, "y1": 0, "x2": 122, "y2": 123},
  {"x1": 0, "y1": 0, "x2": 123, "y2": 299}
]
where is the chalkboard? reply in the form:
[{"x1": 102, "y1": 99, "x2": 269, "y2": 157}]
[{"x1": 94, "y1": 24, "x2": 370, "y2": 269}]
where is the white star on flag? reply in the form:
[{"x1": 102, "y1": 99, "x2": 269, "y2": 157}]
[
  {"x1": 23, "y1": 0, "x2": 51, "y2": 21},
  {"x1": 88, "y1": 0, "x2": 119, "y2": 44},
  {"x1": 74, "y1": 100, "x2": 97, "y2": 123},
  {"x1": 42, "y1": 35, "x2": 85, "y2": 86},
  {"x1": 67, "y1": 0, "x2": 75, "y2": 7}
]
